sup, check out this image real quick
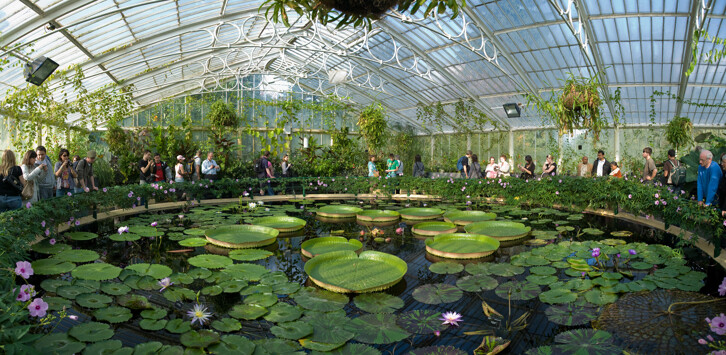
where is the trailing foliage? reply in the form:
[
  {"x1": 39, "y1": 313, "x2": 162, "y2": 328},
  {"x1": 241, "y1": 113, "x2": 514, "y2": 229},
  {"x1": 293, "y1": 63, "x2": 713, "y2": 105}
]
[
  {"x1": 357, "y1": 103, "x2": 388, "y2": 155},
  {"x1": 416, "y1": 99, "x2": 500, "y2": 133},
  {"x1": 665, "y1": 116, "x2": 693, "y2": 151}
]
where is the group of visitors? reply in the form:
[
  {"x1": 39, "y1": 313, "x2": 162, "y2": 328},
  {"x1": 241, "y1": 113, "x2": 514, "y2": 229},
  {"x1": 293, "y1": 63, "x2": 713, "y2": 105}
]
[
  {"x1": 697, "y1": 149, "x2": 726, "y2": 216},
  {"x1": 138, "y1": 150, "x2": 222, "y2": 185},
  {"x1": 455, "y1": 150, "x2": 512, "y2": 179},
  {"x1": 0, "y1": 147, "x2": 98, "y2": 212}
]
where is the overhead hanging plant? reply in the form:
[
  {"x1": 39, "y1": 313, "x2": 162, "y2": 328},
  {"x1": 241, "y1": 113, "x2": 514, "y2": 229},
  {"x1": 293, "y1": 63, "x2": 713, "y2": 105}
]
[
  {"x1": 207, "y1": 100, "x2": 239, "y2": 128},
  {"x1": 357, "y1": 102, "x2": 388, "y2": 155},
  {"x1": 665, "y1": 116, "x2": 693, "y2": 151},
  {"x1": 261, "y1": 0, "x2": 466, "y2": 29}
]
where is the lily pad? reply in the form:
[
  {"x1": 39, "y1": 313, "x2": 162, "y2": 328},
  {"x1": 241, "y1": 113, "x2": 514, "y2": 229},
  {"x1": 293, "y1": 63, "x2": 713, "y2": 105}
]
[
  {"x1": 125, "y1": 263, "x2": 172, "y2": 279},
  {"x1": 31, "y1": 258, "x2": 76, "y2": 275},
  {"x1": 356, "y1": 210, "x2": 400, "y2": 222},
  {"x1": 110, "y1": 233, "x2": 141, "y2": 242},
  {"x1": 129, "y1": 226, "x2": 162, "y2": 237},
  {"x1": 83, "y1": 340, "x2": 124, "y2": 354},
  {"x1": 31, "y1": 240, "x2": 71, "y2": 254},
  {"x1": 228, "y1": 249, "x2": 274, "y2": 261},
  {"x1": 140, "y1": 319, "x2": 168, "y2": 331},
  {"x1": 443, "y1": 210, "x2": 497, "y2": 225},
  {"x1": 353, "y1": 293, "x2": 404, "y2": 313},
  {"x1": 117, "y1": 294, "x2": 151, "y2": 309},
  {"x1": 66, "y1": 232, "x2": 99, "y2": 241},
  {"x1": 293, "y1": 287, "x2": 349, "y2": 311},
  {"x1": 205, "y1": 224, "x2": 278, "y2": 249},
  {"x1": 464, "y1": 221, "x2": 531, "y2": 241},
  {"x1": 539, "y1": 288, "x2": 578, "y2": 304},
  {"x1": 396, "y1": 310, "x2": 447, "y2": 334},
  {"x1": 456, "y1": 275, "x2": 498, "y2": 292},
  {"x1": 180, "y1": 330, "x2": 220, "y2": 348},
  {"x1": 264, "y1": 303, "x2": 303, "y2": 322},
  {"x1": 41, "y1": 278, "x2": 70, "y2": 293},
  {"x1": 495, "y1": 281, "x2": 541, "y2": 301},
  {"x1": 270, "y1": 321, "x2": 314, "y2": 340},
  {"x1": 412, "y1": 283, "x2": 463, "y2": 304},
  {"x1": 45, "y1": 296, "x2": 72, "y2": 311},
  {"x1": 229, "y1": 304, "x2": 268, "y2": 320},
  {"x1": 412, "y1": 221, "x2": 458, "y2": 236},
  {"x1": 188, "y1": 254, "x2": 233, "y2": 269},
  {"x1": 76, "y1": 293, "x2": 113, "y2": 308},
  {"x1": 244, "y1": 293, "x2": 278, "y2": 308},
  {"x1": 429, "y1": 261, "x2": 464, "y2": 274},
  {"x1": 223, "y1": 263, "x2": 269, "y2": 281},
  {"x1": 552, "y1": 329, "x2": 620, "y2": 354},
  {"x1": 611, "y1": 231, "x2": 633, "y2": 237},
  {"x1": 304, "y1": 250, "x2": 407, "y2": 293},
  {"x1": 307, "y1": 313, "x2": 355, "y2": 344},
  {"x1": 398, "y1": 207, "x2": 445, "y2": 220},
  {"x1": 94, "y1": 306, "x2": 132, "y2": 323},
  {"x1": 347, "y1": 313, "x2": 411, "y2": 344},
  {"x1": 545, "y1": 304, "x2": 598, "y2": 326},
  {"x1": 72, "y1": 263, "x2": 122, "y2": 281},
  {"x1": 209, "y1": 335, "x2": 255, "y2": 355},
  {"x1": 141, "y1": 307, "x2": 168, "y2": 320},
  {"x1": 254, "y1": 338, "x2": 302, "y2": 354},
  {"x1": 52, "y1": 249, "x2": 99, "y2": 263},
  {"x1": 425, "y1": 233, "x2": 500, "y2": 259},
  {"x1": 165, "y1": 319, "x2": 192, "y2": 334},
  {"x1": 466, "y1": 263, "x2": 525, "y2": 277},
  {"x1": 584, "y1": 289, "x2": 619, "y2": 305},
  {"x1": 212, "y1": 318, "x2": 242, "y2": 332},
  {"x1": 179, "y1": 238, "x2": 208, "y2": 247},
  {"x1": 69, "y1": 321, "x2": 114, "y2": 342},
  {"x1": 317, "y1": 205, "x2": 364, "y2": 218},
  {"x1": 252, "y1": 216, "x2": 306, "y2": 232},
  {"x1": 582, "y1": 228, "x2": 605, "y2": 236},
  {"x1": 311, "y1": 343, "x2": 381, "y2": 355},
  {"x1": 408, "y1": 346, "x2": 467, "y2": 355},
  {"x1": 301, "y1": 237, "x2": 363, "y2": 258},
  {"x1": 34, "y1": 333, "x2": 85, "y2": 355}
]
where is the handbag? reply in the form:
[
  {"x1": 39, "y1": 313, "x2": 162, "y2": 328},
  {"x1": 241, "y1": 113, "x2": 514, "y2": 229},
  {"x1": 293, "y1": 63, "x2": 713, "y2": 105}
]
[
  {"x1": 2, "y1": 173, "x2": 23, "y2": 191},
  {"x1": 21, "y1": 180, "x2": 34, "y2": 201},
  {"x1": 373, "y1": 170, "x2": 380, "y2": 178}
]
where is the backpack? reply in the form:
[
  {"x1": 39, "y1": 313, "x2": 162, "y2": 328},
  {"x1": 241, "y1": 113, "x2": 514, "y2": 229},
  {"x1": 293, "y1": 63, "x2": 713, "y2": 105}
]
[
  {"x1": 670, "y1": 160, "x2": 687, "y2": 186},
  {"x1": 254, "y1": 158, "x2": 267, "y2": 175},
  {"x1": 456, "y1": 156, "x2": 466, "y2": 172}
]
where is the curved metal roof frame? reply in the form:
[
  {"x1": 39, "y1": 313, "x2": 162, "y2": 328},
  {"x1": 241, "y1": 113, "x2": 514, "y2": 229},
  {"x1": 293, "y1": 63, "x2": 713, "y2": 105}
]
[{"x1": 1, "y1": 0, "x2": 725, "y2": 131}]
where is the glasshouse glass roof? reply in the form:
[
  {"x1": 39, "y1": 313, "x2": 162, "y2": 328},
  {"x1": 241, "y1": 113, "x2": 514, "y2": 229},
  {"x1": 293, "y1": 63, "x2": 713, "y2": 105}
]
[{"x1": 1, "y1": 0, "x2": 726, "y2": 130}]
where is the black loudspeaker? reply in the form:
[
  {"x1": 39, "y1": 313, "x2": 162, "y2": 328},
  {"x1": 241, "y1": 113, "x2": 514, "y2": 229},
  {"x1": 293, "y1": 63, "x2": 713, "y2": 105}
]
[{"x1": 24, "y1": 56, "x2": 59, "y2": 86}]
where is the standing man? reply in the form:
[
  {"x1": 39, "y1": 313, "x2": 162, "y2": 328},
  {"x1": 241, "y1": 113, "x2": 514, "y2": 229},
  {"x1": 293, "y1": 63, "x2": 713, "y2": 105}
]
[
  {"x1": 663, "y1": 149, "x2": 681, "y2": 187},
  {"x1": 35, "y1": 146, "x2": 54, "y2": 200},
  {"x1": 395, "y1": 155, "x2": 403, "y2": 176},
  {"x1": 642, "y1": 147, "x2": 657, "y2": 183},
  {"x1": 457, "y1": 150, "x2": 472, "y2": 179},
  {"x1": 257, "y1": 151, "x2": 274, "y2": 195},
  {"x1": 151, "y1": 153, "x2": 170, "y2": 183},
  {"x1": 201, "y1": 152, "x2": 220, "y2": 181},
  {"x1": 193, "y1": 150, "x2": 202, "y2": 181},
  {"x1": 577, "y1": 156, "x2": 593, "y2": 177},
  {"x1": 591, "y1": 150, "x2": 611, "y2": 177},
  {"x1": 385, "y1": 154, "x2": 399, "y2": 178},
  {"x1": 697, "y1": 149, "x2": 722, "y2": 207},
  {"x1": 76, "y1": 151, "x2": 98, "y2": 192},
  {"x1": 138, "y1": 150, "x2": 153, "y2": 185}
]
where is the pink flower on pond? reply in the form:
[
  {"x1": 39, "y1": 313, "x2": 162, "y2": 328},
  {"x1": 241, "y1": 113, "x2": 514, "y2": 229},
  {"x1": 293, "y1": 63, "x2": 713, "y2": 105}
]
[
  {"x1": 707, "y1": 314, "x2": 726, "y2": 335},
  {"x1": 396, "y1": 227, "x2": 404, "y2": 235},
  {"x1": 591, "y1": 248, "x2": 601, "y2": 258},
  {"x1": 440, "y1": 312, "x2": 463, "y2": 327},
  {"x1": 28, "y1": 298, "x2": 48, "y2": 317},
  {"x1": 15, "y1": 261, "x2": 33, "y2": 279},
  {"x1": 151, "y1": 222, "x2": 158, "y2": 227},
  {"x1": 628, "y1": 249, "x2": 637, "y2": 255},
  {"x1": 434, "y1": 330, "x2": 441, "y2": 336},
  {"x1": 719, "y1": 277, "x2": 726, "y2": 296},
  {"x1": 49, "y1": 238, "x2": 56, "y2": 245}
]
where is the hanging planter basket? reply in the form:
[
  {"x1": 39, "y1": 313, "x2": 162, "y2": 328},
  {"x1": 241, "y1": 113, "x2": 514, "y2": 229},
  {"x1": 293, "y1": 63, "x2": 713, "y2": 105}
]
[{"x1": 320, "y1": 0, "x2": 400, "y2": 18}]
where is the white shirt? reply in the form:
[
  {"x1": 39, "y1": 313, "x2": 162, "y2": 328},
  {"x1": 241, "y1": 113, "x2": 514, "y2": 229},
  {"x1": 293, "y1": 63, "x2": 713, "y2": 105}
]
[
  {"x1": 580, "y1": 164, "x2": 588, "y2": 177},
  {"x1": 596, "y1": 159, "x2": 605, "y2": 176},
  {"x1": 499, "y1": 161, "x2": 510, "y2": 176}
]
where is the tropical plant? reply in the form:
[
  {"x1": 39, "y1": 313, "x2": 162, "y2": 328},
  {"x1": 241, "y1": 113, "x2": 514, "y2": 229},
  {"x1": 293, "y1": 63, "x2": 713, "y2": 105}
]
[
  {"x1": 665, "y1": 116, "x2": 694, "y2": 151},
  {"x1": 357, "y1": 103, "x2": 388, "y2": 155}
]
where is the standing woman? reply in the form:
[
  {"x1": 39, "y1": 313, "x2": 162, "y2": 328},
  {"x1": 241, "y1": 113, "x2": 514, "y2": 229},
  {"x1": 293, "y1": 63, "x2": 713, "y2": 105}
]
[
  {"x1": 281, "y1": 154, "x2": 292, "y2": 177},
  {"x1": 54, "y1": 149, "x2": 77, "y2": 197},
  {"x1": 412, "y1": 155, "x2": 425, "y2": 177},
  {"x1": 0, "y1": 150, "x2": 26, "y2": 212},
  {"x1": 174, "y1": 155, "x2": 187, "y2": 183},
  {"x1": 469, "y1": 155, "x2": 482, "y2": 179},
  {"x1": 498, "y1": 155, "x2": 511, "y2": 177},
  {"x1": 21, "y1": 150, "x2": 45, "y2": 204},
  {"x1": 368, "y1": 155, "x2": 379, "y2": 177},
  {"x1": 484, "y1": 156, "x2": 498, "y2": 179}
]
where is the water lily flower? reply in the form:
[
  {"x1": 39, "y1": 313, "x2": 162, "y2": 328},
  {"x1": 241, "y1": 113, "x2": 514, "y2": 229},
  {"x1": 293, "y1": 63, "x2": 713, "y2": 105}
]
[
  {"x1": 15, "y1": 261, "x2": 33, "y2": 279},
  {"x1": 396, "y1": 227, "x2": 404, "y2": 235},
  {"x1": 118, "y1": 226, "x2": 130, "y2": 234},
  {"x1": 628, "y1": 249, "x2": 637, "y2": 255},
  {"x1": 616, "y1": 253, "x2": 621, "y2": 258},
  {"x1": 707, "y1": 314, "x2": 726, "y2": 335},
  {"x1": 243, "y1": 191, "x2": 249, "y2": 197},
  {"x1": 49, "y1": 238, "x2": 56, "y2": 245},
  {"x1": 258, "y1": 201, "x2": 264, "y2": 206},
  {"x1": 158, "y1": 277, "x2": 173, "y2": 292},
  {"x1": 187, "y1": 303, "x2": 212, "y2": 325},
  {"x1": 591, "y1": 248, "x2": 600, "y2": 258},
  {"x1": 151, "y1": 222, "x2": 158, "y2": 227},
  {"x1": 719, "y1": 277, "x2": 726, "y2": 296},
  {"x1": 178, "y1": 215, "x2": 184, "y2": 219},
  {"x1": 68, "y1": 315, "x2": 78, "y2": 321},
  {"x1": 28, "y1": 298, "x2": 48, "y2": 317},
  {"x1": 440, "y1": 311, "x2": 463, "y2": 327},
  {"x1": 434, "y1": 330, "x2": 441, "y2": 336},
  {"x1": 248, "y1": 202, "x2": 257, "y2": 209}
]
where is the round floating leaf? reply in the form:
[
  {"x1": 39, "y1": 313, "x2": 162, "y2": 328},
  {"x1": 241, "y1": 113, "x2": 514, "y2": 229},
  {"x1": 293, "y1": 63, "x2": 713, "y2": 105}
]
[
  {"x1": 611, "y1": 231, "x2": 633, "y2": 237},
  {"x1": 184, "y1": 228, "x2": 206, "y2": 236},
  {"x1": 69, "y1": 321, "x2": 114, "y2": 342},
  {"x1": 205, "y1": 225, "x2": 278, "y2": 248},
  {"x1": 31, "y1": 240, "x2": 71, "y2": 254},
  {"x1": 133, "y1": 342, "x2": 162, "y2": 354},
  {"x1": 180, "y1": 330, "x2": 220, "y2": 348},
  {"x1": 229, "y1": 304, "x2": 268, "y2": 320},
  {"x1": 347, "y1": 313, "x2": 410, "y2": 344},
  {"x1": 140, "y1": 319, "x2": 167, "y2": 331},
  {"x1": 32, "y1": 258, "x2": 76, "y2": 275},
  {"x1": 202, "y1": 285, "x2": 223, "y2": 296},
  {"x1": 244, "y1": 293, "x2": 278, "y2": 308},
  {"x1": 526, "y1": 275, "x2": 559, "y2": 285},
  {"x1": 252, "y1": 216, "x2": 307, "y2": 232},
  {"x1": 109, "y1": 233, "x2": 140, "y2": 242},
  {"x1": 56, "y1": 285, "x2": 92, "y2": 299},
  {"x1": 83, "y1": 340, "x2": 123, "y2": 354},
  {"x1": 489, "y1": 263, "x2": 525, "y2": 277},
  {"x1": 553, "y1": 329, "x2": 620, "y2": 354},
  {"x1": 584, "y1": 289, "x2": 619, "y2": 305},
  {"x1": 117, "y1": 294, "x2": 151, "y2": 309},
  {"x1": 301, "y1": 237, "x2": 363, "y2": 258},
  {"x1": 354, "y1": 293, "x2": 404, "y2": 313},
  {"x1": 34, "y1": 333, "x2": 85, "y2": 355},
  {"x1": 253, "y1": 338, "x2": 302, "y2": 354},
  {"x1": 219, "y1": 280, "x2": 248, "y2": 293},
  {"x1": 228, "y1": 249, "x2": 273, "y2": 261},
  {"x1": 317, "y1": 205, "x2": 364, "y2": 218},
  {"x1": 100, "y1": 282, "x2": 131, "y2": 296},
  {"x1": 443, "y1": 210, "x2": 496, "y2": 225},
  {"x1": 271, "y1": 321, "x2": 314, "y2": 340},
  {"x1": 545, "y1": 304, "x2": 598, "y2": 326},
  {"x1": 94, "y1": 306, "x2": 132, "y2": 323},
  {"x1": 425, "y1": 233, "x2": 500, "y2": 259},
  {"x1": 523, "y1": 255, "x2": 549, "y2": 266},
  {"x1": 240, "y1": 284, "x2": 272, "y2": 295},
  {"x1": 429, "y1": 262, "x2": 464, "y2": 274},
  {"x1": 52, "y1": 249, "x2": 99, "y2": 263},
  {"x1": 170, "y1": 272, "x2": 194, "y2": 285},
  {"x1": 273, "y1": 281, "x2": 301, "y2": 295},
  {"x1": 408, "y1": 346, "x2": 467, "y2": 355},
  {"x1": 264, "y1": 303, "x2": 302, "y2": 322},
  {"x1": 582, "y1": 228, "x2": 604, "y2": 236},
  {"x1": 141, "y1": 307, "x2": 168, "y2": 320},
  {"x1": 45, "y1": 296, "x2": 72, "y2": 311},
  {"x1": 209, "y1": 335, "x2": 255, "y2": 355},
  {"x1": 456, "y1": 275, "x2": 498, "y2": 292},
  {"x1": 165, "y1": 319, "x2": 191, "y2": 334},
  {"x1": 306, "y1": 313, "x2": 355, "y2": 344},
  {"x1": 41, "y1": 278, "x2": 70, "y2": 293},
  {"x1": 66, "y1": 232, "x2": 99, "y2": 241},
  {"x1": 530, "y1": 266, "x2": 557, "y2": 275},
  {"x1": 72, "y1": 263, "x2": 122, "y2": 281},
  {"x1": 188, "y1": 268, "x2": 213, "y2": 279},
  {"x1": 125, "y1": 263, "x2": 172, "y2": 279},
  {"x1": 412, "y1": 283, "x2": 463, "y2": 304},
  {"x1": 464, "y1": 220, "x2": 531, "y2": 241},
  {"x1": 129, "y1": 226, "x2": 162, "y2": 237},
  {"x1": 212, "y1": 318, "x2": 242, "y2": 332},
  {"x1": 188, "y1": 254, "x2": 233, "y2": 269},
  {"x1": 356, "y1": 209, "x2": 400, "y2": 222},
  {"x1": 311, "y1": 343, "x2": 382, "y2": 355},
  {"x1": 411, "y1": 221, "x2": 458, "y2": 236},
  {"x1": 179, "y1": 238, "x2": 208, "y2": 247},
  {"x1": 396, "y1": 310, "x2": 446, "y2": 334},
  {"x1": 293, "y1": 287, "x2": 349, "y2": 311},
  {"x1": 539, "y1": 288, "x2": 578, "y2": 304},
  {"x1": 495, "y1": 281, "x2": 541, "y2": 301},
  {"x1": 222, "y1": 263, "x2": 269, "y2": 281},
  {"x1": 76, "y1": 293, "x2": 113, "y2": 308},
  {"x1": 398, "y1": 207, "x2": 445, "y2": 220},
  {"x1": 304, "y1": 250, "x2": 407, "y2": 293}
]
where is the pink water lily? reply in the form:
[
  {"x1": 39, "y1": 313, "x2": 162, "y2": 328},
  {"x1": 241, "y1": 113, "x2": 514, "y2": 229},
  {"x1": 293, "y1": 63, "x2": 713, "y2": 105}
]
[
  {"x1": 15, "y1": 261, "x2": 33, "y2": 279},
  {"x1": 28, "y1": 298, "x2": 48, "y2": 317},
  {"x1": 117, "y1": 226, "x2": 129, "y2": 234},
  {"x1": 591, "y1": 248, "x2": 601, "y2": 258},
  {"x1": 396, "y1": 227, "x2": 404, "y2": 235},
  {"x1": 440, "y1": 311, "x2": 463, "y2": 326},
  {"x1": 151, "y1": 222, "x2": 158, "y2": 227}
]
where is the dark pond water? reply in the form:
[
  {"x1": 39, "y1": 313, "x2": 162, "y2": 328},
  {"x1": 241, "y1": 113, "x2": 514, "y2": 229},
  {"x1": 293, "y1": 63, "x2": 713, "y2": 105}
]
[{"x1": 36, "y1": 199, "x2": 726, "y2": 354}]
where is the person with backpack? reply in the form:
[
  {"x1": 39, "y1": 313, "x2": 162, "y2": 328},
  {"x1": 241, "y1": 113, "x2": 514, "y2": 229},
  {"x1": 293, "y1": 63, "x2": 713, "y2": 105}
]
[
  {"x1": 663, "y1": 149, "x2": 685, "y2": 189},
  {"x1": 0, "y1": 150, "x2": 25, "y2": 212},
  {"x1": 257, "y1": 151, "x2": 274, "y2": 195},
  {"x1": 457, "y1": 150, "x2": 472, "y2": 179},
  {"x1": 76, "y1": 151, "x2": 98, "y2": 193}
]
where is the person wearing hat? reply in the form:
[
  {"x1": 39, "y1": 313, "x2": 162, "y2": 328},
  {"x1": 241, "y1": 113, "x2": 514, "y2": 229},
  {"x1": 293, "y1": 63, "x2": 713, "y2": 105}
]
[
  {"x1": 76, "y1": 150, "x2": 98, "y2": 192},
  {"x1": 174, "y1": 155, "x2": 188, "y2": 183}
]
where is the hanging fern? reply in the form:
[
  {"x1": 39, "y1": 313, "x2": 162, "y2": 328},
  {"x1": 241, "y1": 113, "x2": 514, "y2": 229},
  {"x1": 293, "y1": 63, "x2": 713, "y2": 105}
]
[
  {"x1": 665, "y1": 116, "x2": 693, "y2": 150},
  {"x1": 357, "y1": 102, "x2": 388, "y2": 154}
]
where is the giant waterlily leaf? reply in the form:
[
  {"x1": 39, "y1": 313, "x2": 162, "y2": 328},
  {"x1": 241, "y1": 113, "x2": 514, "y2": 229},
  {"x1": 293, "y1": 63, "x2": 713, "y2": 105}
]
[
  {"x1": 539, "y1": 288, "x2": 578, "y2": 304},
  {"x1": 310, "y1": 343, "x2": 381, "y2": 355},
  {"x1": 94, "y1": 306, "x2": 132, "y2": 323},
  {"x1": 53, "y1": 249, "x2": 99, "y2": 263},
  {"x1": 205, "y1": 224, "x2": 278, "y2": 248},
  {"x1": 72, "y1": 263, "x2": 121, "y2": 281},
  {"x1": 301, "y1": 237, "x2": 363, "y2": 258},
  {"x1": 211, "y1": 318, "x2": 242, "y2": 333},
  {"x1": 428, "y1": 262, "x2": 464, "y2": 274},
  {"x1": 34, "y1": 333, "x2": 85, "y2": 355},
  {"x1": 31, "y1": 258, "x2": 76, "y2": 275},
  {"x1": 66, "y1": 232, "x2": 99, "y2": 241},
  {"x1": 456, "y1": 275, "x2": 498, "y2": 292},
  {"x1": 229, "y1": 249, "x2": 274, "y2": 261},
  {"x1": 264, "y1": 303, "x2": 303, "y2": 322},
  {"x1": 396, "y1": 310, "x2": 447, "y2": 334},
  {"x1": 208, "y1": 335, "x2": 255, "y2": 355},
  {"x1": 270, "y1": 321, "x2": 314, "y2": 340},
  {"x1": 299, "y1": 339, "x2": 345, "y2": 352},
  {"x1": 304, "y1": 250, "x2": 407, "y2": 293},
  {"x1": 179, "y1": 238, "x2": 208, "y2": 247},
  {"x1": 495, "y1": 281, "x2": 541, "y2": 301},
  {"x1": 353, "y1": 293, "x2": 404, "y2": 313},
  {"x1": 68, "y1": 321, "x2": 114, "y2": 342},
  {"x1": 307, "y1": 313, "x2": 355, "y2": 344},
  {"x1": 412, "y1": 284, "x2": 463, "y2": 304},
  {"x1": 180, "y1": 330, "x2": 220, "y2": 348},
  {"x1": 408, "y1": 346, "x2": 467, "y2": 355},
  {"x1": 425, "y1": 233, "x2": 500, "y2": 258},
  {"x1": 545, "y1": 304, "x2": 598, "y2": 326},
  {"x1": 346, "y1": 313, "x2": 410, "y2": 344},
  {"x1": 552, "y1": 329, "x2": 620, "y2": 354},
  {"x1": 188, "y1": 254, "x2": 233, "y2": 269},
  {"x1": 293, "y1": 287, "x2": 348, "y2": 311}
]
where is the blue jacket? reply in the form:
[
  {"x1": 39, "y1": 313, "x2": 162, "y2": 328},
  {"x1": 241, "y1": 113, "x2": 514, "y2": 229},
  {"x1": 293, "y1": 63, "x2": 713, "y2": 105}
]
[{"x1": 698, "y1": 161, "x2": 722, "y2": 206}]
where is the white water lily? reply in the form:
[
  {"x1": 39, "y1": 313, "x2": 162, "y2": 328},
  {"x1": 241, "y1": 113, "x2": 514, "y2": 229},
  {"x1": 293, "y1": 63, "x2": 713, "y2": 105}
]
[
  {"x1": 248, "y1": 202, "x2": 257, "y2": 209},
  {"x1": 117, "y1": 226, "x2": 129, "y2": 234},
  {"x1": 187, "y1": 304, "x2": 212, "y2": 325}
]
